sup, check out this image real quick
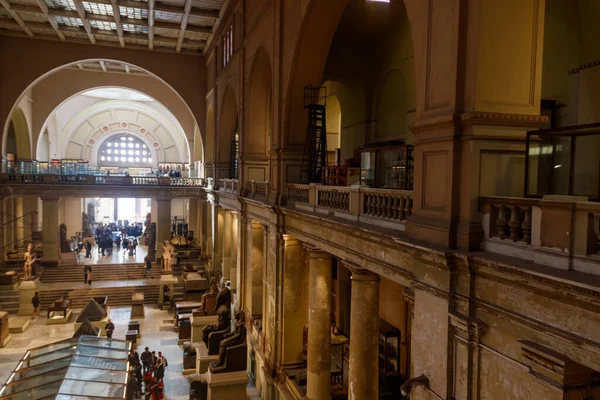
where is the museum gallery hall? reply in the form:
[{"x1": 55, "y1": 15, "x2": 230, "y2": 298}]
[{"x1": 1, "y1": 0, "x2": 600, "y2": 399}]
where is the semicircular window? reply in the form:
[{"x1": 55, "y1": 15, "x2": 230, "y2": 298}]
[{"x1": 97, "y1": 134, "x2": 154, "y2": 167}]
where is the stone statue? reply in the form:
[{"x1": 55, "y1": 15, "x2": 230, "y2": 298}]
[
  {"x1": 59, "y1": 223, "x2": 71, "y2": 253},
  {"x1": 209, "y1": 311, "x2": 248, "y2": 373},
  {"x1": 214, "y1": 281, "x2": 232, "y2": 314},
  {"x1": 23, "y1": 243, "x2": 37, "y2": 280},
  {"x1": 162, "y1": 240, "x2": 175, "y2": 272},
  {"x1": 82, "y1": 212, "x2": 91, "y2": 237},
  {"x1": 202, "y1": 305, "x2": 230, "y2": 351},
  {"x1": 147, "y1": 222, "x2": 156, "y2": 262}
]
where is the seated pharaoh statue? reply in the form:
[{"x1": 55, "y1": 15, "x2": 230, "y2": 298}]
[
  {"x1": 202, "y1": 305, "x2": 231, "y2": 354},
  {"x1": 209, "y1": 311, "x2": 248, "y2": 374},
  {"x1": 196, "y1": 278, "x2": 219, "y2": 316},
  {"x1": 214, "y1": 281, "x2": 232, "y2": 313}
]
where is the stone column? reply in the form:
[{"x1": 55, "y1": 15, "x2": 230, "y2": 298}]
[
  {"x1": 222, "y1": 211, "x2": 232, "y2": 281},
  {"x1": 15, "y1": 197, "x2": 24, "y2": 245},
  {"x1": 155, "y1": 198, "x2": 171, "y2": 259},
  {"x1": 206, "y1": 201, "x2": 213, "y2": 261},
  {"x1": 188, "y1": 198, "x2": 198, "y2": 242},
  {"x1": 246, "y1": 221, "x2": 264, "y2": 316},
  {"x1": 306, "y1": 248, "x2": 332, "y2": 400},
  {"x1": 41, "y1": 197, "x2": 59, "y2": 263},
  {"x1": 349, "y1": 269, "x2": 380, "y2": 400},
  {"x1": 3, "y1": 196, "x2": 14, "y2": 251},
  {"x1": 211, "y1": 203, "x2": 223, "y2": 275},
  {"x1": 22, "y1": 196, "x2": 38, "y2": 242},
  {"x1": 230, "y1": 212, "x2": 239, "y2": 292},
  {"x1": 197, "y1": 199, "x2": 206, "y2": 253}
]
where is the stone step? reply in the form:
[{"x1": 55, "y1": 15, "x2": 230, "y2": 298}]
[
  {"x1": 41, "y1": 263, "x2": 161, "y2": 283},
  {"x1": 38, "y1": 284, "x2": 160, "y2": 310},
  {"x1": 0, "y1": 289, "x2": 20, "y2": 314}
]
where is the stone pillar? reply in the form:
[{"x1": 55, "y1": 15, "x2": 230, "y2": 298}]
[
  {"x1": 113, "y1": 197, "x2": 118, "y2": 222},
  {"x1": 348, "y1": 270, "x2": 380, "y2": 400},
  {"x1": 188, "y1": 198, "x2": 198, "y2": 242},
  {"x1": 197, "y1": 199, "x2": 206, "y2": 253},
  {"x1": 3, "y1": 197, "x2": 14, "y2": 251},
  {"x1": 206, "y1": 201, "x2": 213, "y2": 261},
  {"x1": 22, "y1": 196, "x2": 38, "y2": 242},
  {"x1": 15, "y1": 197, "x2": 24, "y2": 245},
  {"x1": 222, "y1": 210, "x2": 232, "y2": 281},
  {"x1": 230, "y1": 212, "x2": 239, "y2": 292},
  {"x1": 245, "y1": 221, "x2": 264, "y2": 315},
  {"x1": 306, "y1": 248, "x2": 332, "y2": 400},
  {"x1": 156, "y1": 198, "x2": 171, "y2": 259},
  {"x1": 41, "y1": 197, "x2": 59, "y2": 263}
]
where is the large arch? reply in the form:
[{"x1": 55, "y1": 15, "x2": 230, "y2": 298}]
[
  {"x1": 284, "y1": 0, "x2": 422, "y2": 147},
  {"x1": 4, "y1": 106, "x2": 31, "y2": 160},
  {"x1": 218, "y1": 86, "x2": 238, "y2": 170},
  {"x1": 27, "y1": 69, "x2": 198, "y2": 158},
  {"x1": 246, "y1": 47, "x2": 273, "y2": 156},
  {"x1": 0, "y1": 36, "x2": 205, "y2": 156}
]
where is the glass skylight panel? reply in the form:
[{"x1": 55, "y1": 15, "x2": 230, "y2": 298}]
[
  {"x1": 55, "y1": 16, "x2": 84, "y2": 27},
  {"x1": 83, "y1": 2, "x2": 114, "y2": 16},
  {"x1": 119, "y1": 6, "x2": 147, "y2": 19},
  {"x1": 122, "y1": 24, "x2": 148, "y2": 34},
  {"x1": 45, "y1": 0, "x2": 77, "y2": 11},
  {"x1": 89, "y1": 20, "x2": 117, "y2": 31}
]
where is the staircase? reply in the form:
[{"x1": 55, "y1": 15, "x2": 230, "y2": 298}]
[
  {"x1": 0, "y1": 289, "x2": 20, "y2": 314},
  {"x1": 173, "y1": 281, "x2": 185, "y2": 302},
  {"x1": 38, "y1": 284, "x2": 160, "y2": 310},
  {"x1": 300, "y1": 85, "x2": 328, "y2": 184},
  {"x1": 41, "y1": 262, "x2": 161, "y2": 283}
]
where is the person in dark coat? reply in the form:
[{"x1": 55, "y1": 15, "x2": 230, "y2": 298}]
[
  {"x1": 105, "y1": 319, "x2": 115, "y2": 339},
  {"x1": 128, "y1": 349, "x2": 140, "y2": 366},
  {"x1": 85, "y1": 240, "x2": 92, "y2": 258},
  {"x1": 141, "y1": 347, "x2": 152, "y2": 373}
]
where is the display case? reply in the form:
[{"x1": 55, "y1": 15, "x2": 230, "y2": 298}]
[
  {"x1": 50, "y1": 159, "x2": 62, "y2": 175},
  {"x1": 76, "y1": 161, "x2": 89, "y2": 175},
  {"x1": 19, "y1": 160, "x2": 39, "y2": 174},
  {"x1": 360, "y1": 141, "x2": 414, "y2": 189},
  {"x1": 379, "y1": 319, "x2": 402, "y2": 397}
]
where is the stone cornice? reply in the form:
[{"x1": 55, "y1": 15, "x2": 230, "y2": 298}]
[
  {"x1": 569, "y1": 59, "x2": 600, "y2": 75},
  {"x1": 460, "y1": 111, "x2": 548, "y2": 128}
]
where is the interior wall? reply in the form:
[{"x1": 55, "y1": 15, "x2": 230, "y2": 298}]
[
  {"x1": 217, "y1": 86, "x2": 238, "y2": 167},
  {"x1": 379, "y1": 276, "x2": 408, "y2": 375},
  {"x1": 246, "y1": 48, "x2": 272, "y2": 156}
]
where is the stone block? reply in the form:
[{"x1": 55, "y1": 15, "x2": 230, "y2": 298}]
[
  {"x1": 46, "y1": 309, "x2": 73, "y2": 325},
  {"x1": 18, "y1": 279, "x2": 40, "y2": 316},
  {"x1": 196, "y1": 342, "x2": 218, "y2": 374},
  {"x1": 9, "y1": 316, "x2": 31, "y2": 333},
  {"x1": 191, "y1": 315, "x2": 218, "y2": 343},
  {"x1": 206, "y1": 370, "x2": 249, "y2": 400}
]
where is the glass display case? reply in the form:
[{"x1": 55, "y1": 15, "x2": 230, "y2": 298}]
[
  {"x1": 50, "y1": 159, "x2": 62, "y2": 175},
  {"x1": 76, "y1": 161, "x2": 89, "y2": 175},
  {"x1": 39, "y1": 161, "x2": 49, "y2": 174},
  {"x1": 360, "y1": 141, "x2": 414, "y2": 189},
  {"x1": 0, "y1": 335, "x2": 130, "y2": 400}
]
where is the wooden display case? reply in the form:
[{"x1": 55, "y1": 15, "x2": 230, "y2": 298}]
[
  {"x1": 360, "y1": 141, "x2": 414, "y2": 189},
  {"x1": 379, "y1": 319, "x2": 402, "y2": 397}
]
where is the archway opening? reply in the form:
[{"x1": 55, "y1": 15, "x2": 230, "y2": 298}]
[{"x1": 4, "y1": 106, "x2": 31, "y2": 161}]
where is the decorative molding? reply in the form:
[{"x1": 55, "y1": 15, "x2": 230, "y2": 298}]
[
  {"x1": 449, "y1": 311, "x2": 487, "y2": 341},
  {"x1": 568, "y1": 59, "x2": 600, "y2": 75},
  {"x1": 461, "y1": 111, "x2": 548, "y2": 127}
]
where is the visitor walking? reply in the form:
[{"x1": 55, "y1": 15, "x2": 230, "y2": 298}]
[
  {"x1": 105, "y1": 319, "x2": 115, "y2": 339},
  {"x1": 84, "y1": 264, "x2": 92, "y2": 285},
  {"x1": 31, "y1": 292, "x2": 40, "y2": 319},
  {"x1": 141, "y1": 347, "x2": 152, "y2": 373},
  {"x1": 144, "y1": 256, "x2": 152, "y2": 278},
  {"x1": 85, "y1": 240, "x2": 92, "y2": 258}
]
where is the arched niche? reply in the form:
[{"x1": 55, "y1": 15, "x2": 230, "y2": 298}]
[
  {"x1": 246, "y1": 47, "x2": 273, "y2": 157},
  {"x1": 218, "y1": 86, "x2": 238, "y2": 167},
  {"x1": 205, "y1": 106, "x2": 215, "y2": 163}
]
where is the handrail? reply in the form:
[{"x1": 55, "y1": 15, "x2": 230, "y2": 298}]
[{"x1": 0, "y1": 173, "x2": 205, "y2": 187}]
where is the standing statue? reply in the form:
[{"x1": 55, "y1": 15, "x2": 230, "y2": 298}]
[
  {"x1": 23, "y1": 243, "x2": 37, "y2": 280},
  {"x1": 209, "y1": 311, "x2": 247, "y2": 373},
  {"x1": 162, "y1": 240, "x2": 175, "y2": 272},
  {"x1": 82, "y1": 212, "x2": 91, "y2": 237},
  {"x1": 60, "y1": 223, "x2": 72, "y2": 253},
  {"x1": 147, "y1": 222, "x2": 156, "y2": 262}
]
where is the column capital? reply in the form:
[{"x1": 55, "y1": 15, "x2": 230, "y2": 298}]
[
  {"x1": 303, "y1": 244, "x2": 331, "y2": 261},
  {"x1": 282, "y1": 234, "x2": 300, "y2": 246},
  {"x1": 350, "y1": 269, "x2": 380, "y2": 283},
  {"x1": 40, "y1": 196, "x2": 59, "y2": 202}
]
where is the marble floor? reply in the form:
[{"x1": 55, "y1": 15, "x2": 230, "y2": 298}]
[{"x1": 0, "y1": 305, "x2": 260, "y2": 399}]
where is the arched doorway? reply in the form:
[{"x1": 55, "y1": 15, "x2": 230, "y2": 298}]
[{"x1": 4, "y1": 106, "x2": 31, "y2": 160}]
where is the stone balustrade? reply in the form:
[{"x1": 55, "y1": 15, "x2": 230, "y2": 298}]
[
  {"x1": 286, "y1": 184, "x2": 413, "y2": 231},
  {"x1": 218, "y1": 178, "x2": 238, "y2": 193},
  {"x1": 287, "y1": 184, "x2": 310, "y2": 204},
  {"x1": 0, "y1": 172, "x2": 204, "y2": 187},
  {"x1": 361, "y1": 188, "x2": 413, "y2": 221},
  {"x1": 479, "y1": 196, "x2": 600, "y2": 274},
  {"x1": 247, "y1": 180, "x2": 270, "y2": 199},
  {"x1": 316, "y1": 186, "x2": 350, "y2": 212}
]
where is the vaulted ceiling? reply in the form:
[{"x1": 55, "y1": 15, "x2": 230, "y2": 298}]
[{"x1": 0, "y1": 0, "x2": 225, "y2": 54}]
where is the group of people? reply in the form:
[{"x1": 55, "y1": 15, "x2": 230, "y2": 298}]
[
  {"x1": 126, "y1": 347, "x2": 168, "y2": 400},
  {"x1": 158, "y1": 168, "x2": 182, "y2": 178}
]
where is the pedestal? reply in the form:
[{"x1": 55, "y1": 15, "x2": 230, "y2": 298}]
[
  {"x1": 9, "y1": 316, "x2": 31, "y2": 333},
  {"x1": 206, "y1": 370, "x2": 249, "y2": 400},
  {"x1": 18, "y1": 278, "x2": 40, "y2": 316},
  {"x1": 0, "y1": 311, "x2": 11, "y2": 347},
  {"x1": 191, "y1": 315, "x2": 218, "y2": 343},
  {"x1": 0, "y1": 333, "x2": 11, "y2": 347},
  {"x1": 46, "y1": 309, "x2": 73, "y2": 325},
  {"x1": 131, "y1": 293, "x2": 145, "y2": 318},
  {"x1": 196, "y1": 342, "x2": 219, "y2": 374}
]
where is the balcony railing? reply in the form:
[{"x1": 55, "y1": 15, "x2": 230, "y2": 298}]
[
  {"x1": 218, "y1": 178, "x2": 238, "y2": 193},
  {"x1": 0, "y1": 172, "x2": 205, "y2": 187},
  {"x1": 286, "y1": 184, "x2": 413, "y2": 231},
  {"x1": 480, "y1": 196, "x2": 600, "y2": 273},
  {"x1": 247, "y1": 181, "x2": 270, "y2": 200}
]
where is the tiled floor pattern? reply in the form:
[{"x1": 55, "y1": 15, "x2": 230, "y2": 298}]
[{"x1": 0, "y1": 306, "x2": 260, "y2": 399}]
